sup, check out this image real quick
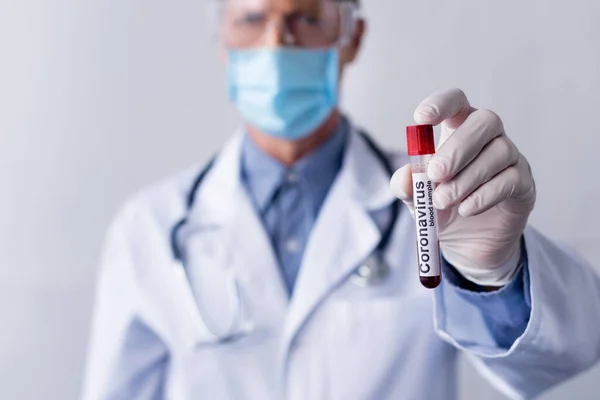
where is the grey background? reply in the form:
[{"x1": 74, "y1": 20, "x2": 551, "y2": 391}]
[{"x1": 1, "y1": 0, "x2": 599, "y2": 399}]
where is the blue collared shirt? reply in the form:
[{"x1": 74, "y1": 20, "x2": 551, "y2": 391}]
[
  {"x1": 441, "y1": 249, "x2": 531, "y2": 349},
  {"x1": 241, "y1": 118, "x2": 348, "y2": 294},
  {"x1": 240, "y1": 119, "x2": 531, "y2": 348}
]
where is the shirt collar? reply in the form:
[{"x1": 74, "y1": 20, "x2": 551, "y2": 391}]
[
  {"x1": 241, "y1": 135, "x2": 287, "y2": 213},
  {"x1": 241, "y1": 116, "x2": 349, "y2": 213}
]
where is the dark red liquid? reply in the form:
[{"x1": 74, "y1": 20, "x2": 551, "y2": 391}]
[{"x1": 420, "y1": 275, "x2": 441, "y2": 289}]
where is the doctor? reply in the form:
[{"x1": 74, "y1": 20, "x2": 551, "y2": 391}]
[{"x1": 83, "y1": 0, "x2": 600, "y2": 399}]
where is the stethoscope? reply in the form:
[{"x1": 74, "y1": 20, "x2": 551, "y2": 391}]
[{"x1": 170, "y1": 131, "x2": 400, "y2": 344}]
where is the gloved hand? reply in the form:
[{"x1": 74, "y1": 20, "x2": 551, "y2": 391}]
[{"x1": 390, "y1": 88, "x2": 536, "y2": 287}]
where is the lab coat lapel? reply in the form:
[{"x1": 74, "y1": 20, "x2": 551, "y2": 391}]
[
  {"x1": 191, "y1": 132, "x2": 289, "y2": 322},
  {"x1": 281, "y1": 128, "x2": 396, "y2": 354}
]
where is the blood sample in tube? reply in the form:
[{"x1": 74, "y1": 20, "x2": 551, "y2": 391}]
[{"x1": 406, "y1": 124, "x2": 442, "y2": 289}]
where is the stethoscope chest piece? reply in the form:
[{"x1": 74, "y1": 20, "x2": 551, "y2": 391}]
[{"x1": 351, "y1": 254, "x2": 390, "y2": 287}]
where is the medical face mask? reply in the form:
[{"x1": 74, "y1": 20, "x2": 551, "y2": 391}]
[{"x1": 227, "y1": 48, "x2": 339, "y2": 141}]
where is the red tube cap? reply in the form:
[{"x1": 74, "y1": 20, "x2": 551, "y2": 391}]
[{"x1": 406, "y1": 124, "x2": 435, "y2": 156}]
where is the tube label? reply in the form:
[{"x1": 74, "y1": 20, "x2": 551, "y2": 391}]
[{"x1": 412, "y1": 172, "x2": 441, "y2": 277}]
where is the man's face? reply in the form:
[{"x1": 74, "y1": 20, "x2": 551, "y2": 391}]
[{"x1": 219, "y1": 0, "x2": 365, "y2": 75}]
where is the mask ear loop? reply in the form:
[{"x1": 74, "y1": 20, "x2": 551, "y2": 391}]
[{"x1": 335, "y1": 2, "x2": 360, "y2": 49}]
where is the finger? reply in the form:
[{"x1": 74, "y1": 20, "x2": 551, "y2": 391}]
[
  {"x1": 499, "y1": 155, "x2": 537, "y2": 215},
  {"x1": 457, "y1": 156, "x2": 532, "y2": 217},
  {"x1": 428, "y1": 108, "x2": 504, "y2": 183},
  {"x1": 433, "y1": 136, "x2": 520, "y2": 210},
  {"x1": 390, "y1": 164, "x2": 415, "y2": 217},
  {"x1": 413, "y1": 88, "x2": 476, "y2": 135}
]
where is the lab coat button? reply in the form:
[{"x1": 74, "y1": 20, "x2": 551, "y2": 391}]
[{"x1": 358, "y1": 265, "x2": 373, "y2": 278}]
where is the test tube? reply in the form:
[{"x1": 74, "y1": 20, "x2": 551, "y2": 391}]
[{"x1": 406, "y1": 124, "x2": 442, "y2": 289}]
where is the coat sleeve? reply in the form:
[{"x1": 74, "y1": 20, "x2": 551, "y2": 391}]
[
  {"x1": 434, "y1": 226, "x2": 600, "y2": 399},
  {"x1": 82, "y1": 207, "x2": 170, "y2": 400}
]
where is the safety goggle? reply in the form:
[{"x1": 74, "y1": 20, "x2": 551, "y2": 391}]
[{"x1": 212, "y1": 0, "x2": 360, "y2": 49}]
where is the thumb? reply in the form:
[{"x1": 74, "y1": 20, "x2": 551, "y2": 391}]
[{"x1": 390, "y1": 164, "x2": 414, "y2": 217}]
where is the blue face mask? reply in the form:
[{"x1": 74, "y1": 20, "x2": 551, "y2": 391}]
[{"x1": 228, "y1": 48, "x2": 339, "y2": 141}]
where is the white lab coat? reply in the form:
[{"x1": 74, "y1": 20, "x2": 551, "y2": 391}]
[{"x1": 83, "y1": 126, "x2": 600, "y2": 400}]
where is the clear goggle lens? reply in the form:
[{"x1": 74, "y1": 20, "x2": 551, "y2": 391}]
[{"x1": 215, "y1": 0, "x2": 359, "y2": 49}]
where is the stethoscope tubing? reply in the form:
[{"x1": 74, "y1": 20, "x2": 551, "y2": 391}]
[{"x1": 170, "y1": 130, "x2": 400, "y2": 342}]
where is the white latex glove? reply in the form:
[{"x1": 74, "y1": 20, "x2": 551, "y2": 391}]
[{"x1": 390, "y1": 89, "x2": 536, "y2": 287}]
